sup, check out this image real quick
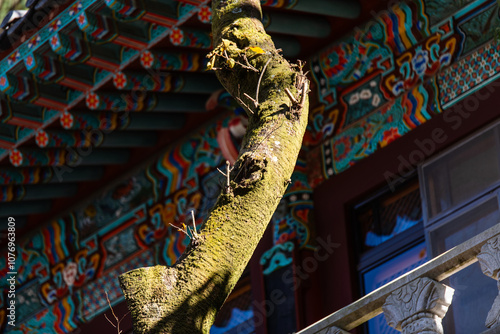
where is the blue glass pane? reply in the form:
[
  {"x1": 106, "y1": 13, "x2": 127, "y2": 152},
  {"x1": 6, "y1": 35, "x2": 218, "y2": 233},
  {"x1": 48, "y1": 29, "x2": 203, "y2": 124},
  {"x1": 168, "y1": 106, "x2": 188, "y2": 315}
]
[{"x1": 363, "y1": 243, "x2": 428, "y2": 334}]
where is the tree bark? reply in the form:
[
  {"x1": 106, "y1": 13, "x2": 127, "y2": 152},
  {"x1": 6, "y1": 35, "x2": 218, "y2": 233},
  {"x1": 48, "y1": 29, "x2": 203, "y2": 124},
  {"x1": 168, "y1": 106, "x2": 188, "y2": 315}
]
[{"x1": 119, "y1": 0, "x2": 309, "y2": 333}]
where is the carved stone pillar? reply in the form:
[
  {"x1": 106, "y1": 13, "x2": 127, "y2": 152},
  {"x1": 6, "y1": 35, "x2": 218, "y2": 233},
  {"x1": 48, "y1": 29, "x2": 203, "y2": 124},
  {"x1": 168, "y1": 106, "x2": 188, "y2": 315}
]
[
  {"x1": 382, "y1": 277, "x2": 454, "y2": 334},
  {"x1": 477, "y1": 235, "x2": 500, "y2": 329}
]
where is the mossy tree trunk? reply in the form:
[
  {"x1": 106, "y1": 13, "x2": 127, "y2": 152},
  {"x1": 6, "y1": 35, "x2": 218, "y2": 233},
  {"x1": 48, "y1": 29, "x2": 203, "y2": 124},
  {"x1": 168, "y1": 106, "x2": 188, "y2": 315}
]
[{"x1": 119, "y1": 0, "x2": 310, "y2": 332}]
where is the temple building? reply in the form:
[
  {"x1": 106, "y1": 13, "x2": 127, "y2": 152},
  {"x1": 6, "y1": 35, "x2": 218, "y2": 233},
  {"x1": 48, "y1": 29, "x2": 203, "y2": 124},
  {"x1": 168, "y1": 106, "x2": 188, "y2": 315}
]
[{"x1": 0, "y1": 0, "x2": 499, "y2": 333}]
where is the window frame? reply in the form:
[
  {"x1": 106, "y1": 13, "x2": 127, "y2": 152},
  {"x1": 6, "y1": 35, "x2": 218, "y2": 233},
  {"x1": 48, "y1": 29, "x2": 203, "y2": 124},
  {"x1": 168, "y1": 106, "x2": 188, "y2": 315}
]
[
  {"x1": 419, "y1": 119, "x2": 500, "y2": 226},
  {"x1": 353, "y1": 174, "x2": 425, "y2": 274}
]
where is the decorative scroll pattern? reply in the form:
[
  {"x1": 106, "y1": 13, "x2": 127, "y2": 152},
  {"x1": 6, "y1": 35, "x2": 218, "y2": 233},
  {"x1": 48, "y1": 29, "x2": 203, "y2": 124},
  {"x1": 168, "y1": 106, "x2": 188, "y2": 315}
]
[
  {"x1": 307, "y1": 0, "x2": 499, "y2": 186},
  {"x1": 260, "y1": 242, "x2": 294, "y2": 275},
  {"x1": 1, "y1": 111, "x2": 314, "y2": 332},
  {"x1": 308, "y1": 81, "x2": 440, "y2": 187},
  {"x1": 477, "y1": 235, "x2": 500, "y2": 329},
  {"x1": 272, "y1": 158, "x2": 314, "y2": 249},
  {"x1": 383, "y1": 277, "x2": 454, "y2": 334},
  {"x1": 0, "y1": 114, "x2": 232, "y2": 332}
]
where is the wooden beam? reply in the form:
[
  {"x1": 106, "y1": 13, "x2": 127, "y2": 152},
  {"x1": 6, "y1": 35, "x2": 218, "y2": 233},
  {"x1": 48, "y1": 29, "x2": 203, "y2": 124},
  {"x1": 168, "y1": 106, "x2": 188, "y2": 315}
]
[
  {"x1": 126, "y1": 112, "x2": 186, "y2": 130},
  {"x1": 0, "y1": 166, "x2": 104, "y2": 185},
  {"x1": 23, "y1": 51, "x2": 65, "y2": 84},
  {"x1": 59, "y1": 110, "x2": 186, "y2": 130},
  {"x1": 1, "y1": 183, "x2": 79, "y2": 201},
  {"x1": 48, "y1": 166, "x2": 104, "y2": 183},
  {"x1": 0, "y1": 122, "x2": 34, "y2": 150},
  {"x1": 263, "y1": 0, "x2": 360, "y2": 18},
  {"x1": 0, "y1": 200, "x2": 52, "y2": 217},
  {"x1": 194, "y1": 7, "x2": 331, "y2": 39},
  {"x1": 112, "y1": 71, "x2": 221, "y2": 93},
  {"x1": 139, "y1": 49, "x2": 206, "y2": 71},
  {"x1": 166, "y1": 27, "x2": 211, "y2": 49},
  {"x1": 263, "y1": 12, "x2": 331, "y2": 38},
  {"x1": 272, "y1": 35, "x2": 301, "y2": 58},
  {"x1": 106, "y1": 0, "x2": 180, "y2": 27},
  {"x1": 7, "y1": 148, "x2": 130, "y2": 167},
  {"x1": 0, "y1": 72, "x2": 38, "y2": 103},
  {"x1": 49, "y1": 30, "x2": 137, "y2": 72},
  {"x1": 0, "y1": 102, "x2": 59, "y2": 128},
  {"x1": 58, "y1": 110, "x2": 129, "y2": 130},
  {"x1": 0, "y1": 71, "x2": 81, "y2": 111},
  {"x1": 32, "y1": 129, "x2": 158, "y2": 148},
  {"x1": 101, "y1": 131, "x2": 158, "y2": 147},
  {"x1": 77, "y1": 8, "x2": 153, "y2": 49},
  {"x1": 84, "y1": 91, "x2": 208, "y2": 112},
  {"x1": 25, "y1": 52, "x2": 110, "y2": 92}
]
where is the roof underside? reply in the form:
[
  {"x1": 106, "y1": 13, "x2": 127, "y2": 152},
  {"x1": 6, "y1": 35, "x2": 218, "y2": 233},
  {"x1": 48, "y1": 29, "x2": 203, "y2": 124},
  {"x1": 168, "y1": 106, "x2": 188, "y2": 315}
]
[{"x1": 0, "y1": 0, "x2": 390, "y2": 242}]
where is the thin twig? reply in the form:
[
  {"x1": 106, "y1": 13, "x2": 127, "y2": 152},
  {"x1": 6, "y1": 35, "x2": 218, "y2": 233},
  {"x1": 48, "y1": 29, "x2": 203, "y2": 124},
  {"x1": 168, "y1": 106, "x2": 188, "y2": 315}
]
[
  {"x1": 217, "y1": 160, "x2": 234, "y2": 193},
  {"x1": 170, "y1": 223, "x2": 189, "y2": 237},
  {"x1": 243, "y1": 93, "x2": 258, "y2": 108},
  {"x1": 242, "y1": 54, "x2": 259, "y2": 72},
  {"x1": 285, "y1": 88, "x2": 298, "y2": 104},
  {"x1": 236, "y1": 85, "x2": 254, "y2": 115},
  {"x1": 255, "y1": 57, "x2": 272, "y2": 106},
  {"x1": 105, "y1": 291, "x2": 124, "y2": 334},
  {"x1": 235, "y1": 96, "x2": 254, "y2": 115},
  {"x1": 299, "y1": 80, "x2": 309, "y2": 108},
  {"x1": 190, "y1": 210, "x2": 197, "y2": 237}
]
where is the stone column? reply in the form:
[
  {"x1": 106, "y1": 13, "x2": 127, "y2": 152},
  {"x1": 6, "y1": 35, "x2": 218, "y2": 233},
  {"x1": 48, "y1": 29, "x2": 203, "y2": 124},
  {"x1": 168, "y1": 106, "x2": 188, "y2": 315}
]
[
  {"x1": 477, "y1": 235, "x2": 500, "y2": 329},
  {"x1": 324, "y1": 327, "x2": 349, "y2": 334},
  {"x1": 382, "y1": 277, "x2": 454, "y2": 334}
]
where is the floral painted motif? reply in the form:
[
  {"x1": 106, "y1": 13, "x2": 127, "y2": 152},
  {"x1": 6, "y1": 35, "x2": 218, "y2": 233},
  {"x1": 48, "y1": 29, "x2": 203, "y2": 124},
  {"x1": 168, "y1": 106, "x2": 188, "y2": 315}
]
[
  {"x1": 28, "y1": 35, "x2": 41, "y2": 49},
  {"x1": 60, "y1": 111, "x2": 74, "y2": 129},
  {"x1": 7, "y1": 51, "x2": 20, "y2": 66},
  {"x1": 48, "y1": 19, "x2": 62, "y2": 33},
  {"x1": 197, "y1": 6, "x2": 211, "y2": 23},
  {"x1": 0, "y1": 75, "x2": 8, "y2": 91},
  {"x1": 169, "y1": 28, "x2": 185, "y2": 46},
  {"x1": 323, "y1": 45, "x2": 349, "y2": 78},
  {"x1": 9, "y1": 149, "x2": 23, "y2": 167},
  {"x1": 86, "y1": 92, "x2": 100, "y2": 110},
  {"x1": 25, "y1": 55, "x2": 35, "y2": 69},
  {"x1": 50, "y1": 35, "x2": 61, "y2": 51},
  {"x1": 380, "y1": 127, "x2": 401, "y2": 147},
  {"x1": 62, "y1": 262, "x2": 78, "y2": 287},
  {"x1": 333, "y1": 136, "x2": 352, "y2": 160},
  {"x1": 113, "y1": 72, "x2": 127, "y2": 90},
  {"x1": 69, "y1": 2, "x2": 83, "y2": 16},
  {"x1": 412, "y1": 48, "x2": 429, "y2": 77},
  {"x1": 77, "y1": 13, "x2": 88, "y2": 30},
  {"x1": 35, "y1": 130, "x2": 49, "y2": 148},
  {"x1": 140, "y1": 50, "x2": 155, "y2": 68}
]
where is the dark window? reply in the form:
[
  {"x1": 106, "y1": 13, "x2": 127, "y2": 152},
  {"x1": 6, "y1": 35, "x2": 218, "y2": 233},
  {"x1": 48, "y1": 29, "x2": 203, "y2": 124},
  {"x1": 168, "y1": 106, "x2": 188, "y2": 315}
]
[
  {"x1": 356, "y1": 178, "x2": 423, "y2": 254},
  {"x1": 354, "y1": 177, "x2": 426, "y2": 334},
  {"x1": 421, "y1": 121, "x2": 500, "y2": 221},
  {"x1": 420, "y1": 120, "x2": 500, "y2": 334}
]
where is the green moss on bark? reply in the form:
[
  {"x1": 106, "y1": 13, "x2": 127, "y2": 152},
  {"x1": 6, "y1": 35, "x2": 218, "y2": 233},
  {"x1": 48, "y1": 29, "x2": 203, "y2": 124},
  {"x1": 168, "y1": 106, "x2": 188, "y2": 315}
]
[{"x1": 119, "y1": 0, "x2": 309, "y2": 332}]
